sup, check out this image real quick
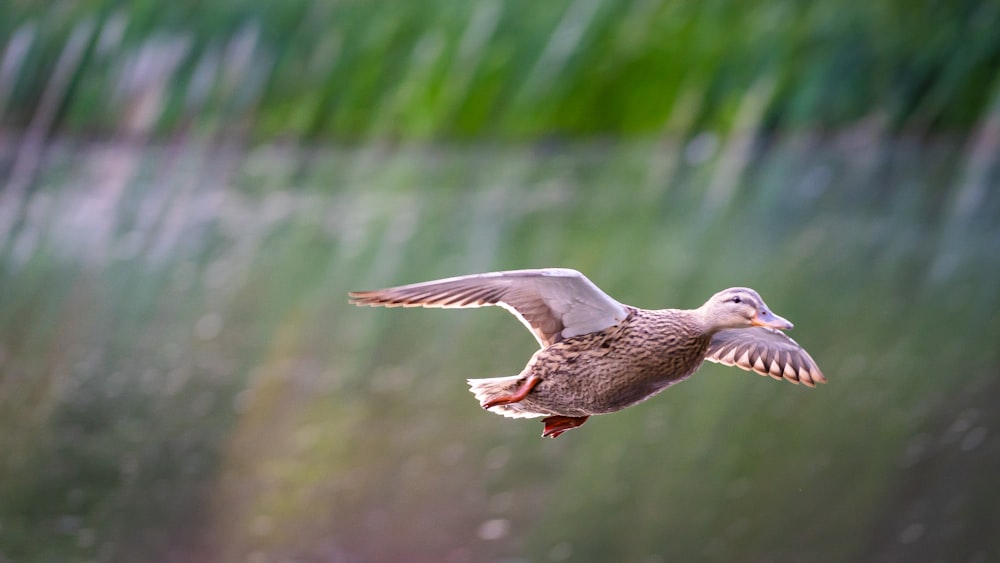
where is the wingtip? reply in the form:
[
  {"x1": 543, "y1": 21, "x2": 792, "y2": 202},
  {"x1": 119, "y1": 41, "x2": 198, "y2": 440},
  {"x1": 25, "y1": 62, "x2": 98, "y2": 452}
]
[
  {"x1": 347, "y1": 291, "x2": 376, "y2": 306},
  {"x1": 799, "y1": 368, "x2": 826, "y2": 387}
]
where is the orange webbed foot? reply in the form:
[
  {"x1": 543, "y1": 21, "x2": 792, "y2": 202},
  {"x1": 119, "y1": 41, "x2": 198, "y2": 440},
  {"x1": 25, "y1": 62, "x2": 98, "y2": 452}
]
[
  {"x1": 541, "y1": 415, "x2": 590, "y2": 438},
  {"x1": 482, "y1": 375, "x2": 541, "y2": 409}
]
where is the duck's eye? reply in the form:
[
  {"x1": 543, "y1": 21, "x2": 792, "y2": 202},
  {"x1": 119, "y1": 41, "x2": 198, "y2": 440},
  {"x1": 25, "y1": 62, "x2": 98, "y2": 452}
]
[{"x1": 731, "y1": 296, "x2": 742, "y2": 304}]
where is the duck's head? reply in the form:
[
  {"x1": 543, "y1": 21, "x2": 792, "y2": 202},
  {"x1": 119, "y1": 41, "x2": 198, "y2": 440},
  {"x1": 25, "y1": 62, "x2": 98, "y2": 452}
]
[{"x1": 698, "y1": 287, "x2": 793, "y2": 332}]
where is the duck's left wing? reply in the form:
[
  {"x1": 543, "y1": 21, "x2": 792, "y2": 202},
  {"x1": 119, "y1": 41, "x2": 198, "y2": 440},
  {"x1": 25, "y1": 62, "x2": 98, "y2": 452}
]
[
  {"x1": 348, "y1": 268, "x2": 628, "y2": 347},
  {"x1": 705, "y1": 327, "x2": 825, "y2": 387}
]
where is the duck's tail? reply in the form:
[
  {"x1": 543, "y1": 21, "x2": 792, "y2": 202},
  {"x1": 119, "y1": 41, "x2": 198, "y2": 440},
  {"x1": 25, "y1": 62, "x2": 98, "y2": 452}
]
[{"x1": 467, "y1": 375, "x2": 544, "y2": 419}]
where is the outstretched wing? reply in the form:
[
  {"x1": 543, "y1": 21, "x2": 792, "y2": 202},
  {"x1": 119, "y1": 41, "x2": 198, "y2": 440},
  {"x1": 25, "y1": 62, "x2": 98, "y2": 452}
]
[
  {"x1": 348, "y1": 268, "x2": 629, "y2": 347},
  {"x1": 705, "y1": 327, "x2": 825, "y2": 387}
]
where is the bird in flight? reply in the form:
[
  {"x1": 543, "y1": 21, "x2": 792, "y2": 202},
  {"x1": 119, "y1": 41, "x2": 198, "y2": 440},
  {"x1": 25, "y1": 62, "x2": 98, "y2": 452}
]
[{"x1": 350, "y1": 268, "x2": 824, "y2": 438}]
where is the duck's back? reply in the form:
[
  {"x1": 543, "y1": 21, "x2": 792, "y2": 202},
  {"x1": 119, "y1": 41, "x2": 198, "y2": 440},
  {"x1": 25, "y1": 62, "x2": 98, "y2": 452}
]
[{"x1": 514, "y1": 307, "x2": 712, "y2": 417}]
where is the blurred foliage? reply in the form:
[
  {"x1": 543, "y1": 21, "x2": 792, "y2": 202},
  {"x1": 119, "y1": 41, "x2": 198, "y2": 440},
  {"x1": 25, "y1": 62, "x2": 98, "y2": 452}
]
[
  {"x1": 1, "y1": 0, "x2": 999, "y2": 140},
  {"x1": 0, "y1": 135, "x2": 998, "y2": 561},
  {"x1": 2, "y1": 1, "x2": 1000, "y2": 562}
]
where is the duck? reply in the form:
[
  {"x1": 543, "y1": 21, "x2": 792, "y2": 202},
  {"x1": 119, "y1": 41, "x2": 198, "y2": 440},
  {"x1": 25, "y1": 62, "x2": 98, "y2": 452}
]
[{"x1": 349, "y1": 268, "x2": 824, "y2": 438}]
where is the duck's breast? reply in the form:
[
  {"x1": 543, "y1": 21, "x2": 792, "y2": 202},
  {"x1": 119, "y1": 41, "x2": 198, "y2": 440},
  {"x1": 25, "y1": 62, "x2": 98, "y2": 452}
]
[
  {"x1": 596, "y1": 308, "x2": 711, "y2": 406},
  {"x1": 519, "y1": 308, "x2": 711, "y2": 416}
]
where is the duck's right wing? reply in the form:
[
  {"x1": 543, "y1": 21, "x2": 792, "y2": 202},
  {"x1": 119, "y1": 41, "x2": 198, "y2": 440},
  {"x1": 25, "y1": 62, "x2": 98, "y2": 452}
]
[
  {"x1": 349, "y1": 268, "x2": 629, "y2": 347},
  {"x1": 705, "y1": 327, "x2": 825, "y2": 387}
]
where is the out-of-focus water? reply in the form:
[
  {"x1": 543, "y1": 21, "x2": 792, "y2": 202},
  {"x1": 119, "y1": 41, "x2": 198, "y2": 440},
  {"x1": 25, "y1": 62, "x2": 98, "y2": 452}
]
[{"x1": 0, "y1": 134, "x2": 998, "y2": 562}]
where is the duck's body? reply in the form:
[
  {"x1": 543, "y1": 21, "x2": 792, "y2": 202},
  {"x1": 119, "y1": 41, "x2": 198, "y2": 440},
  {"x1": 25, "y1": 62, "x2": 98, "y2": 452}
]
[
  {"x1": 350, "y1": 268, "x2": 824, "y2": 437},
  {"x1": 472, "y1": 307, "x2": 712, "y2": 418}
]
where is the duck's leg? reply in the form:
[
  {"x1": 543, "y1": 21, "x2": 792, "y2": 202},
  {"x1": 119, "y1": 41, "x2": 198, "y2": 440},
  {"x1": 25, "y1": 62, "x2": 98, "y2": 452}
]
[
  {"x1": 541, "y1": 415, "x2": 590, "y2": 438},
  {"x1": 482, "y1": 374, "x2": 541, "y2": 409}
]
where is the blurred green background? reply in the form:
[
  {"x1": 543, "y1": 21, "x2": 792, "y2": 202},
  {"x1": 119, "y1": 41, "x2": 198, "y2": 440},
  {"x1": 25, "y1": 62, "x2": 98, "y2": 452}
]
[{"x1": 1, "y1": 1, "x2": 999, "y2": 562}]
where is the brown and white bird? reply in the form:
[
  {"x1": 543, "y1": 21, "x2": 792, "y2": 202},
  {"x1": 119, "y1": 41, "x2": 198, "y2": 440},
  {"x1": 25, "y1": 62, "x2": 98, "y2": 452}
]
[{"x1": 349, "y1": 268, "x2": 824, "y2": 438}]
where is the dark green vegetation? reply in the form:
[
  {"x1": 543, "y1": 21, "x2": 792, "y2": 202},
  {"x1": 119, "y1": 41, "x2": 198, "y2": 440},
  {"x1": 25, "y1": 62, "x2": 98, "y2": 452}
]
[
  {"x1": 2, "y1": 0, "x2": 999, "y2": 139},
  {"x1": 0, "y1": 136, "x2": 998, "y2": 561}
]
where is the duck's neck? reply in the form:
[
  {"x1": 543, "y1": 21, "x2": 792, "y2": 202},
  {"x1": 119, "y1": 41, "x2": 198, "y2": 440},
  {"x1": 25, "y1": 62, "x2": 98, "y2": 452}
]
[{"x1": 686, "y1": 306, "x2": 724, "y2": 337}]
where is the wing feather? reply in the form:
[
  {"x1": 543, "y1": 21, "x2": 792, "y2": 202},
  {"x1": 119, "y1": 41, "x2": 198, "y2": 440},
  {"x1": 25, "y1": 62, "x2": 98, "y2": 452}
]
[
  {"x1": 349, "y1": 268, "x2": 628, "y2": 347},
  {"x1": 705, "y1": 327, "x2": 825, "y2": 387}
]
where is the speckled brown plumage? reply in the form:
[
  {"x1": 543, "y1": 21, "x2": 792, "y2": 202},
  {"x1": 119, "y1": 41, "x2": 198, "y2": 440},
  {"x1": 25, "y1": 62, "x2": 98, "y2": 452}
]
[
  {"x1": 349, "y1": 268, "x2": 824, "y2": 438},
  {"x1": 490, "y1": 307, "x2": 712, "y2": 418}
]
